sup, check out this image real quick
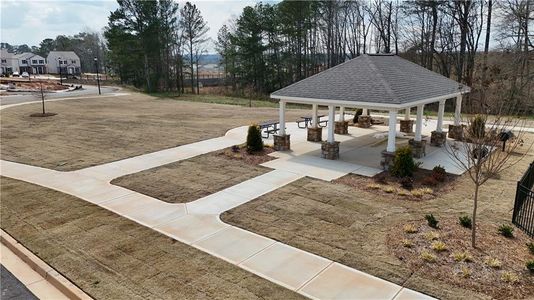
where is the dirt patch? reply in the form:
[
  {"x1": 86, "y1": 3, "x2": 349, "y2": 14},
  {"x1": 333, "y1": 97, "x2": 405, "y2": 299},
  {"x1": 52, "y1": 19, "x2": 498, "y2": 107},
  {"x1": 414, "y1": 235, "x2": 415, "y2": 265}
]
[
  {"x1": 334, "y1": 168, "x2": 458, "y2": 201},
  {"x1": 388, "y1": 218, "x2": 534, "y2": 299},
  {"x1": 111, "y1": 151, "x2": 271, "y2": 203},
  {"x1": 1, "y1": 92, "x2": 311, "y2": 171},
  {"x1": 216, "y1": 145, "x2": 276, "y2": 166},
  {"x1": 0, "y1": 176, "x2": 304, "y2": 300},
  {"x1": 29, "y1": 112, "x2": 57, "y2": 117},
  {"x1": 1, "y1": 79, "x2": 67, "y2": 91},
  {"x1": 221, "y1": 134, "x2": 534, "y2": 300}
]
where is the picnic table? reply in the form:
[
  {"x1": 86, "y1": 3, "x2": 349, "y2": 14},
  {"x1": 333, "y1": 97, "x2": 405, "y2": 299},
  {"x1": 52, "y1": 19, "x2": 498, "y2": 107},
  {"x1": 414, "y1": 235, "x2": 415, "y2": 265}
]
[
  {"x1": 297, "y1": 115, "x2": 327, "y2": 128},
  {"x1": 259, "y1": 120, "x2": 280, "y2": 138}
]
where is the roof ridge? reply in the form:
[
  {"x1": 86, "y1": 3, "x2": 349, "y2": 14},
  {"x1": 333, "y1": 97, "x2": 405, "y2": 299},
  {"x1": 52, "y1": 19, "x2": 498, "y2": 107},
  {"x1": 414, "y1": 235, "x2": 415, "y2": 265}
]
[{"x1": 365, "y1": 55, "x2": 399, "y2": 104}]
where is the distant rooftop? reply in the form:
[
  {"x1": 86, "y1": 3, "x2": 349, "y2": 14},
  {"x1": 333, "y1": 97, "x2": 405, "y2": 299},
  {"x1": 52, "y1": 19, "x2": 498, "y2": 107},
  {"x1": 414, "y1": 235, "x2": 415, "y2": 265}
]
[{"x1": 271, "y1": 54, "x2": 470, "y2": 108}]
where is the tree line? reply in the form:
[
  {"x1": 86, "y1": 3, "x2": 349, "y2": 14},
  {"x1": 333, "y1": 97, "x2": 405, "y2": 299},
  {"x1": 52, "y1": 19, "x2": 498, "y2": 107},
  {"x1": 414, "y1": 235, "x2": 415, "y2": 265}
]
[
  {"x1": 217, "y1": 0, "x2": 532, "y2": 114},
  {"x1": 104, "y1": 0, "x2": 208, "y2": 93},
  {"x1": 1, "y1": 32, "x2": 108, "y2": 74}
]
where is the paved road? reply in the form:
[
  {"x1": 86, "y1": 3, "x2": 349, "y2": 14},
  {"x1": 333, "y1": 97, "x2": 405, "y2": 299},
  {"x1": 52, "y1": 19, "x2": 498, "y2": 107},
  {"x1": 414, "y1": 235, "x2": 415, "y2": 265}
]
[
  {"x1": 0, "y1": 265, "x2": 38, "y2": 300},
  {"x1": 0, "y1": 85, "x2": 119, "y2": 106}
]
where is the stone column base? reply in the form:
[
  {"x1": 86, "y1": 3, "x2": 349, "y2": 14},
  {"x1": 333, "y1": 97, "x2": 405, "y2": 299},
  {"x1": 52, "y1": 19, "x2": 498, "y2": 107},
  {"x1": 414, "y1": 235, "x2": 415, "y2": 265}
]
[
  {"x1": 334, "y1": 121, "x2": 349, "y2": 135},
  {"x1": 307, "y1": 127, "x2": 322, "y2": 142},
  {"x1": 358, "y1": 115, "x2": 372, "y2": 128},
  {"x1": 381, "y1": 150, "x2": 396, "y2": 170},
  {"x1": 408, "y1": 139, "x2": 427, "y2": 158},
  {"x1": 400, "y1": 120, "x2": 414, "y2": 134},
  {"x1": 430, "y1": 131, "x2": 447, "y2": 147},
  {"x1": 448, "y1": 125, "x2": 465, "y2": 140},
  {"x1": 274, "y1": 134, "x2": 290, "y2": 151},
  {"x1": 321, "y1": 141, "x2": 340, "y2": 160}
]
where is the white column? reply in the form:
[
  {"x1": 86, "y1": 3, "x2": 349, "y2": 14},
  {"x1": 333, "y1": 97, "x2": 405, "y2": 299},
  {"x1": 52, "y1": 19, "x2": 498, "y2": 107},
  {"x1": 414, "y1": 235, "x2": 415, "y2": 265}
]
[
  {"x1": 415, "y1": 104, "x2": 424, "y2": 141},
  {"x1": 339, "y1": 106, "x2": 345, "y2": 121},
  {"x1": 312, "y1": 104, "x2": 318, "y2": 128},
  {"x1": 437, "y1": 100, "x2": 445, "y2": 133},
  {"x1": 387, "y1": 110, "x2": 397, "y2": 152},
  {"x1": 327, "y1": 105, "x2": 335, "y2": 143},
  {"x1": 454, "y1": 95, "x2": 462, "y2": 126},
  {"x1": 279, "y1": 100, "x2": 286, "y2": 136},
  {"x1": 404, "y1": 108, "x2": 411, "y2": 120}
]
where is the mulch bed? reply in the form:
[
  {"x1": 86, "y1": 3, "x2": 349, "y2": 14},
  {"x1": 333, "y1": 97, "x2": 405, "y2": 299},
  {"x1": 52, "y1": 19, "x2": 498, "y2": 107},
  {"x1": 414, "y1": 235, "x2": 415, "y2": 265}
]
[
  {"x1": 387, "y1": 218, "x2": 534, "y2": 299},
  {"x1": 29, "y1": 112, "x2": 57, "y2": 117},
  {"x1": 216, "y1": 144, "x2": 275, "y2": 165},
  {"x1": 333, "y1": 168, "x2": 458, "y2": 201}
]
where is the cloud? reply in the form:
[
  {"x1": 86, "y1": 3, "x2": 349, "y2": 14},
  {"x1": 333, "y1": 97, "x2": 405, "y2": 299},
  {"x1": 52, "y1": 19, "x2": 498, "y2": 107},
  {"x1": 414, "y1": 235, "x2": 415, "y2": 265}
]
[{"x1": 0, "y1": 0, "x2": 269, "y2": 52}]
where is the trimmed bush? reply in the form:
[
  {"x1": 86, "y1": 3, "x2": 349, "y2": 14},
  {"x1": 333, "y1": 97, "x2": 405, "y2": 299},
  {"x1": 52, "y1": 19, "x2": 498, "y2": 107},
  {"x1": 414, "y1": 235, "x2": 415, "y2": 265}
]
[
  {"x1": 498, "y1": 224, "x2": 514, "y2": 238},
  {"x1": 431, "y1": 165, "x2": 447, "y2": 182},
  {"x1": 459, "y1": 215, "x2": 472, "y2": 228},
  {"x1": 391, "y1": 146, "x2": 418, "y2": 178},
  {"x1": 425, "y1": 214, "x2": 439, "y2": 229},
  {"x1": 246, "y1": 124, "x2": 264, "y2": 153}
]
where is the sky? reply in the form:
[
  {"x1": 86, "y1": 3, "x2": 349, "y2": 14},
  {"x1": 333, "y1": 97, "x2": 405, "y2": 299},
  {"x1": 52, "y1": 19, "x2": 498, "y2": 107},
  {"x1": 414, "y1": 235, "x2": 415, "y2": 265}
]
[{"x1": 0, "y1": 0, "x2": 259, "y2": 53}]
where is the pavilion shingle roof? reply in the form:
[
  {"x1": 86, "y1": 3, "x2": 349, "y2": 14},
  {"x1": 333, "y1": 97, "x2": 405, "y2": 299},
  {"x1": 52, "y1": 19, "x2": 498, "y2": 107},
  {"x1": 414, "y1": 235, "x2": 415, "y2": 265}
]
[{"x1": 271, "y1": 54, "x2": 470, "y2": 106}]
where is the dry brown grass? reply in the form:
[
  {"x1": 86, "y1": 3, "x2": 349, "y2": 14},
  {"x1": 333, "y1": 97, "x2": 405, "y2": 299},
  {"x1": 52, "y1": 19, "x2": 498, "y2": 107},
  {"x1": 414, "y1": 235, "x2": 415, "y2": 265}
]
[
  {"x1": 0, "y1": 92, "x2": 309, "y2": 171},
  {"x1": 0, "y1": 177, "x2": 303, "y2": 300},
  {"x1": 111, "y1": 151, "x2": 270, "y2": 203},
  {"x1": 221, "y1": 134, "x2": 534, "y2": 300}
]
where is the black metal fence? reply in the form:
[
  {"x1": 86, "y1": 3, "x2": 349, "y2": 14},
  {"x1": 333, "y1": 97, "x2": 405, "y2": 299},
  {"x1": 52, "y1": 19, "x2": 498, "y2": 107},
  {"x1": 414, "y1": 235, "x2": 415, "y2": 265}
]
[{"x1": 512, "y1": 161, "x2": 534, "y2": 237}]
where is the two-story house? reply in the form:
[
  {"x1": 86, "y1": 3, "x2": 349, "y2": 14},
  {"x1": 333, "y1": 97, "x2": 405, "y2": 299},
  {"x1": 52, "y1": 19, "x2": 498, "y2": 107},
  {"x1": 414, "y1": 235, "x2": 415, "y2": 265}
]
[
  {"x1": 0, "y1": 48, "x2": 16, "y2": 75},
  {"x1": 14, "y1": 52, "x2": 47, "y2": 74},
  {"x1": 47, "y1": 51, "x2": 81, "y2": 76}
]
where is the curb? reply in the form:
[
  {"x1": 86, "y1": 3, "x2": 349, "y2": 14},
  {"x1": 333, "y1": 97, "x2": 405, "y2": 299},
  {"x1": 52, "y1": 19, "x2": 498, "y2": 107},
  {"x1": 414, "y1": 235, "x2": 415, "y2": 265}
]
[{"x1": 1, "y1": 229, "x2": 93, "y2": 300}]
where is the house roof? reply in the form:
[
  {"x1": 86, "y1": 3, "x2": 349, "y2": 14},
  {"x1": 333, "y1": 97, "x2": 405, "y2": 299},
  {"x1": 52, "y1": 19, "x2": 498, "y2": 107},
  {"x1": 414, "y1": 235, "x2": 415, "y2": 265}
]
[
  {"x1": 14, "y1": 52, "x2": 43, "y2": 60},
  {"x1": 47, "y1": 51, "x2": 79, "y2": 60},
  {"x1": 271, "y1": 54, "x2": 470, "y2": 108}
]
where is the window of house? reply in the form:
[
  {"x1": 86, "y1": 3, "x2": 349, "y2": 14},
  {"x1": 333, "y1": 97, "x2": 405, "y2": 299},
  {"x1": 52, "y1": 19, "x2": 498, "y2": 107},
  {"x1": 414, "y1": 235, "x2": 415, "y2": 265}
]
[
  {"x1": 63, "y1": 60, "x2": 67, "y2": 64},
  {"x1": 71, "y1": 60, "x2": 76, "y2": 64},
  {"x1": 39, "y1": 60, "x2": 44, "y2": 64},
  {"x1": 21, "y1": 60, "x2": 27, "y2": 64},
  {"x1": 32, "y1": 59, "x2": 37, "y2": 64},
  {"x1": 1, "y1": 59, "x2": 6, "y2": 63}
]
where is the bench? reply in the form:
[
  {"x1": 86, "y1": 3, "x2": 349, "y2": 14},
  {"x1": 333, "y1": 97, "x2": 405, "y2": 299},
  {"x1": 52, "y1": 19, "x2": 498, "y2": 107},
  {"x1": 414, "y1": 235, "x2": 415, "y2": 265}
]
[
  {"x1": 297, "y1": 115, "x2": 326, "y2": 129},
  {"x1": 259, "y1": 120, "x2": 280, "y2": 138}
]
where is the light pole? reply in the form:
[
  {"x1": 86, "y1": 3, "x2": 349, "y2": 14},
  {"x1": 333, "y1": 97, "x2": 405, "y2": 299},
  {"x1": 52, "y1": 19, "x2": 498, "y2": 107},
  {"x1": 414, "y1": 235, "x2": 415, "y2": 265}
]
[
  {"x1": 94, "y1": 57, "x2": 101, "y2": 95},
  {"x1": 58, "y1": 57, "x2": 62, "y2": 85}
]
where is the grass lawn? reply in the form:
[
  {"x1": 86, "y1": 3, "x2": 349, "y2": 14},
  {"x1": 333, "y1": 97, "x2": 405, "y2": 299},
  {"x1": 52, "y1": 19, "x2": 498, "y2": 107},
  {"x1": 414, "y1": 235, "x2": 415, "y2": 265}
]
[
  {"x1": 0, "y1": 177, "x2": 304, "y2": 300},
  {"x1": 0, "y1": 92, "x2": 310, "y2": 171},
  {"x1": 221, "y1": 134, "x2": 534, "y2": 300},
  {"x1": 111, "y1": 149, "x2": 272, "y2": 203}
]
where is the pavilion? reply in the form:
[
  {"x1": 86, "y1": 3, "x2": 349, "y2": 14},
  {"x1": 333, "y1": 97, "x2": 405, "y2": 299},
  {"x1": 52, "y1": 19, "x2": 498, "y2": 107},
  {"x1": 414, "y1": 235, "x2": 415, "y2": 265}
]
[{"x1": 270, "y1": 54, "x2": 470, "y2": 165}]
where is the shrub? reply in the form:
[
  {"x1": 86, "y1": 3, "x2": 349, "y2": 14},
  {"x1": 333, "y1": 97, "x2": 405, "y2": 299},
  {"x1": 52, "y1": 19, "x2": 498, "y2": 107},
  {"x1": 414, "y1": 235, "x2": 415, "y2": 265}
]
[
  {"x1": 420, "y1": 250, "x2": 437, "y2": 262},
  {"x1": 460, "y1": 266, "x2": 471, "y2": 278},
  {"x1": 485, "y1": 257, "x2": 502, "y2": 268},
  {"x1": 353, "y1": 109, "x2": 363, "y2": 123},
  {"x1": 411, "y1": 189, "x2": 425, "y2": 198},
  {"x1": 527, "y1": 242, "x2": 534, "y2": 255},
  {"x1": 391, "y1": 146, "x2": 418, "y2": 178},
  {"x1": 452, "y1": 251, "x2": 473, "y2": 262},
  {"x1": 383, "y1": 186, "x2": 395, "y2": 193},
  {"x1": 231, "y1": 145, "x2": 240, "y2": 153},
  {"x1": 402, "y1": 239, "x2": 414, "y2": 248},
  {"x1": 424, "y1": 231, "x2": 440, "y2": 241},
  {"x1": 431, "y1": 165, "x2": 447, "y2": 182},
  {"x1": 397, "y1": 190, "x2": 410, "y2": 197},
  {"x1": 403, "y1": 224, "x2": 418, "y2": 234},
  {"x1": 459, "y1": 215, "x2": 472, "y2": 228},
  {"x1": 246, "y1": 125, "x2": 264, "y2": 153},
  {"x1": 469, "y1": 115, "x2": 486, "y2": 140},
  {"x1": 421, "y1": 176, "x2": 438, "y2": 187},
  {"x1": 431, "y1": 241, "x2": 447, "y2": 252},
  {"x1": 498, "y1": 224, "x2": 514, "y2": 238},
  {"x1": 400, "y1": 177, "x2": 414, "y2": 190},
  {"x1": 366, "y1": 183, "x2": 381, "y2": 190},
  {"x1": 527, "y1": 260, "x2": 534, "y2": 273},
  {"x1": 425, "y1": 214, "x2": 439, "y2": 228},
  {"x1": 500, "y1": 271, "x2": 519, "y2": 284}
]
